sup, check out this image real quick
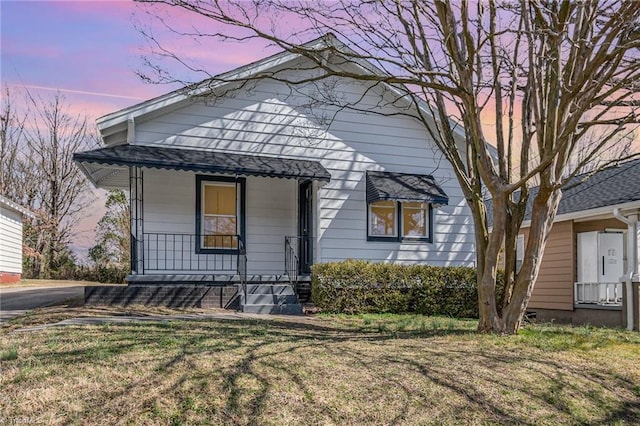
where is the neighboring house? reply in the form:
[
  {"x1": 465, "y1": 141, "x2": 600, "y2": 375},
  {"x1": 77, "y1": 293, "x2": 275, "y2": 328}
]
[
  {"x1": 0, "y1": 195, "x2": 35, "y2": 284},
  {"x1": 518, "y1": 159, "x2": 640, "y2": 327},
  {"x1": 74, "y1": 35, "x2": 475, "y2": 312}
]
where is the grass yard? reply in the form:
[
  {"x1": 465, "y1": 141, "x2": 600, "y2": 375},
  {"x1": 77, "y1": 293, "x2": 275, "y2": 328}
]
[
  {"x1": 1, "y1": 309, "x2": 639, "y2": 425},
  {"x1": 0, "y1": 279, "x2": 110, "y2": 288}
]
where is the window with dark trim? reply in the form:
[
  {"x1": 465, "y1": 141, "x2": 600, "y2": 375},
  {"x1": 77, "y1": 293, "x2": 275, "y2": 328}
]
[
  {"x1": 195, "y1": 175, "x2": 246, "y2": 254},
  {"x1": 367, "y1": 200, "x2": 433, "y2": 242},
  {"x1": 516, "y1": 234, "x2": 525, "y2": 272}
]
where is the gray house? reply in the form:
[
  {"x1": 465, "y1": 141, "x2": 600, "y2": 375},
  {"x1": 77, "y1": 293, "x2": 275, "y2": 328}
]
[{"x1": 75, "y1": 36, "x2": 475, "y2": 313}]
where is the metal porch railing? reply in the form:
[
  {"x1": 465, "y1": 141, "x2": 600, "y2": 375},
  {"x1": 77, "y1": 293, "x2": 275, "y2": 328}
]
[
  {"x1": 284, "y1": 235, "x2": 312, "y2": 284},
  {"x1": 574, "y1": 282, "x2": 623, "y2": 306},
  {"x1": 284, "y1": 236, "x2": 300, "y2": 284},
  {"x1": 237, "y1": 238, "x2": 248, "y2": 303},
  {"x1": 141, "y1": 233, "x2": 247, "y2": 291}
]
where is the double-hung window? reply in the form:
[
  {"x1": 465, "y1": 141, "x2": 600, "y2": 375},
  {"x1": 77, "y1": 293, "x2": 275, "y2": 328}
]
[
  {"x1": 368, "y1": 200, "x2": 431, "y2": 242},
  {"x1": 196, "y1": 175, "x2": 245, "y2": 253},
  {"x1": 516, "y1": 234, "x2": 525, "y2": 272}
]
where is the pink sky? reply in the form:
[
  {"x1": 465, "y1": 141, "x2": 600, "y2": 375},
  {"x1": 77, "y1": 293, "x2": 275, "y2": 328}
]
[
  {"x1": 1, "y1": 0, "x2": 279, "y2": 120},
  {"x1": 3, "y1": 2, "x2": 637, "y2": 259},
  {"x1": 1, "y1": 0, "x2": 277, "y2": 258}
]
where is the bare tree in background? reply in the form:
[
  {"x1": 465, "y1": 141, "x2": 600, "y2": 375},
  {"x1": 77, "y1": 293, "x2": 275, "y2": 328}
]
[
  {"x1": 135, "y1": 0, "x2": 640, "y2": 333},
  {"x1": 1, "y1": 86, "x2": 95, "y2": 278},
  {"x1": 0, "y1": 87, "x2": 26, "y2": 201}
]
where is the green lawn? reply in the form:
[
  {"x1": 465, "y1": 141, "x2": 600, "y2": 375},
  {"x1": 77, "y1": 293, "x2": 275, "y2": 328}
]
[{"x1": 1, "y1": 309, "x2": 639, "y2": 425}]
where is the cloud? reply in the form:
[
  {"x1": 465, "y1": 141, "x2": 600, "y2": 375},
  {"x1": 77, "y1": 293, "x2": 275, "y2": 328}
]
[
  {"x1": 1, "y1": 39, "x2": 61, "y2": 58},
  {"x1": 20, "y1": 84, "x2": 146, "y2": 101}
]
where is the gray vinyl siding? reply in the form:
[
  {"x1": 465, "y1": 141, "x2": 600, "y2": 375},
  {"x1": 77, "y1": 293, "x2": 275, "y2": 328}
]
[
  {"x1": 142, "y1": 169, "x2": 296, "y2": 275},
  {"x1": 0, "y1": 206, "x2": 24, "y2": 274},
  {"x1": 130, "y1": 66, "x2": 475, "y2": 270}
]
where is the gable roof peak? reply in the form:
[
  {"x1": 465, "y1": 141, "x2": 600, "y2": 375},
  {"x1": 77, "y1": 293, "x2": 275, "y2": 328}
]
[{"x1": 96, "y1": 33, "x2": 352, "y2": 133}]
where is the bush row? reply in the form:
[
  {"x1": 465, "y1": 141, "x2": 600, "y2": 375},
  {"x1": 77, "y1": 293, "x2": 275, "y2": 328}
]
[
  {"x1": 70, "y1": 265, "x2": 128, "y2": 284},
  {"x1": 311, "y1": 259, "x2": 503, "y2": 318}
]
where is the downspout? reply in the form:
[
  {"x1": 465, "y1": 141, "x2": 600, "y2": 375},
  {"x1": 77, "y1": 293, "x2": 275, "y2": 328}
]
[{"x1": 613, "y1": 208, "x2": 638, "y2": 331}]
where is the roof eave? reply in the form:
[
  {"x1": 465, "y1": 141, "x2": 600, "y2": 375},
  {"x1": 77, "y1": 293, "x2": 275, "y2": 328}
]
[
  {"x1": 73, "y1": 147, "x2": 331, "y2": 184},
  {"x1": 520, "y1": 199, "x2": 640, "y2": 228},
  {"x1": 0, "y1": 195, "x2": 36, "y2": 218},
  {"x1": 96, "y1": 36, "x2": 336, "y2": 134}
]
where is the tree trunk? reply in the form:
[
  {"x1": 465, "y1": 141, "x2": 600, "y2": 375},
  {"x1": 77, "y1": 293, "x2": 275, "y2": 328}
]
[
  {"x1": 500, "y1": 187, "x2": 562, "y2": 334},
  {"x1": 476, "y1": 195, "x2": 508, "y2": 333}
]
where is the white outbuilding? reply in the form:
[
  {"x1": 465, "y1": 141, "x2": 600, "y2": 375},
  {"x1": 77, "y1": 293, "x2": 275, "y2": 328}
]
[{"x1": 0, "y1": 195, "x2": 34, "y2": 284}]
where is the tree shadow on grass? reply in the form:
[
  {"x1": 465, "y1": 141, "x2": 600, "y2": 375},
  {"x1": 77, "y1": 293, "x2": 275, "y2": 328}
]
[{"x1": 3, "y1": 317, "x2": 639, "y2": 424}]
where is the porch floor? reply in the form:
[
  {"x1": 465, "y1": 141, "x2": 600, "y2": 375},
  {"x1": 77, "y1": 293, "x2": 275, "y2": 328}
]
[{"x1": 126, "y1": 274, "x2": 311, "y2": 285}]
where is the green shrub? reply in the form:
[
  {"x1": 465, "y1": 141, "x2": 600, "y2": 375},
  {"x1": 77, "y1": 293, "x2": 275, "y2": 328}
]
[
  {"x1": 23, "y1": 262, "x2": 128, "y2": 283},
  {"x1": 70, "y1": 265, "x2": 128, "y2": 284},
  {"x1": 311, "y1": 259, "x2": 504, "y2": 318}
]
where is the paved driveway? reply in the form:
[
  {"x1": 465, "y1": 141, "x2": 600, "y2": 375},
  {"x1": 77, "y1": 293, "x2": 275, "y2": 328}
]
[{"x1": 0, "y1": 285, "x2": 84, "y2": 321}]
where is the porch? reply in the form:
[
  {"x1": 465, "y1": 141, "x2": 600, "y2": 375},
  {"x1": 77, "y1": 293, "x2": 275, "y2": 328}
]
[
  {"x1": 74, "y1": 144, "x2": 330, "y2": 313},
  {"x1": 127, "y1": 233, "x2": 311, "y2": 287},
  {"x1": 574, "y1": 281, "x2": 623, "y2": 307}
]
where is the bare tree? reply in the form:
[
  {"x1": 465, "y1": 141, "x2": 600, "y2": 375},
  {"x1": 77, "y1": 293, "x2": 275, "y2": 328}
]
[
  {"x1": 135, "y1": 0, "x2": 640, "y2": 333},
  {"x1": 19, "y1": 90, "x2": 95, "y2": 278},
  {"x1": 0, "y1": 87, "x2": 26, "y2": 201}
]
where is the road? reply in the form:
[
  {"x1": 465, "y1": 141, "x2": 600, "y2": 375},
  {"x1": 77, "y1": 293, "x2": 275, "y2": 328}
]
[{"x1": 0, "y1": 285, "x2": 84, "y2": 321}]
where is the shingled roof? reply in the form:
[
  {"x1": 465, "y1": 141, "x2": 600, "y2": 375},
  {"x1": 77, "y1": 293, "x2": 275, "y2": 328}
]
[
  {"x1": 365, "y1": 171, "x2": 449, "y2": 207},
  {"x1": 522, "y1": 158, "x2": 640, "y2": 221},
  {"x1": 74, "y1": 144, "x2": 331, "y2": 185}
]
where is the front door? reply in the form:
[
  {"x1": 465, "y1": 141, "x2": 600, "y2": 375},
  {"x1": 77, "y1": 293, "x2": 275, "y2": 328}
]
[{"x1": 298, "y1": 181, "x2": 313, "y2": 275}]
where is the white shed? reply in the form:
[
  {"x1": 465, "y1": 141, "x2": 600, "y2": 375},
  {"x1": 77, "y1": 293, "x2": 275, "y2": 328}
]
[{"x1": 0, "y1": 195, "x2": 34, "y2": 284}]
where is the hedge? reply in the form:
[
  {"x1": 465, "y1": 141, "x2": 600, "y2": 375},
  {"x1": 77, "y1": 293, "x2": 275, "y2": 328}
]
[
  {"x1": 311, "y1": 259, "x2": 504, "y2": 318},
  {"x1": 71, "y1": 265, "x2": 128, "y2": 284}
]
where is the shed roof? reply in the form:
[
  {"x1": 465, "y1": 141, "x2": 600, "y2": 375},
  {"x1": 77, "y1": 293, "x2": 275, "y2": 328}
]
[
  {"x1": 366, "y1": 171, "x2": 449, "y2": 207},
  {"x1": 0, "y1": 195, "x2": 35, "y2": 218},
  {"x1": 73, "y1": 144, "x2": 331, "y2": 185}
]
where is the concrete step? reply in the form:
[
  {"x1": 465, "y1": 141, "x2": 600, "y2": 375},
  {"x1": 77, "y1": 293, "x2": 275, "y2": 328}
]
[
  {"x1": 242, "y1": 293, "x2": 298, "y2": 305},
  {"x1": 238, "y1": 283, "x2": 302, "y2": 315},
  {"x1": 244, "y1": 284, "x2": 295, "y2": 295},
  {"x1": 241, "y1": 303, "x2": 304, "y2": 315}
]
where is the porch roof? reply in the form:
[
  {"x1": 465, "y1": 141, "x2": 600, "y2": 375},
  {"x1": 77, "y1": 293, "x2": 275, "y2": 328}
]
[
  {"x1": 74, "y1": 144, "x2": 331, "y2": 186},
  {"x1": 366, "y1": 171, "x2": 449, "y2": 207}
]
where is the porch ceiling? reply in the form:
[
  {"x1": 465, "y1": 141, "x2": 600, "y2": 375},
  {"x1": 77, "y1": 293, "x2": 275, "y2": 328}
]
[
  {"x1": 366, "y1": 170, "x2": 449, "y2": 206},
  {"x1": 74, "y1": 144, "x2": 331, "y2": 187}
]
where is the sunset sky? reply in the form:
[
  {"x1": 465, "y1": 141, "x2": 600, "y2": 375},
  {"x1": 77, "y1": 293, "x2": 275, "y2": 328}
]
[
  {"x1": 3, "y1": 1, "x2": 638, "y2": 259},
  {"x1": 1, "y1": 0, "x2": 276, "y2": 258},
  {"x1": 1, "y1": 0, "x2": 278, "y2": 120}
]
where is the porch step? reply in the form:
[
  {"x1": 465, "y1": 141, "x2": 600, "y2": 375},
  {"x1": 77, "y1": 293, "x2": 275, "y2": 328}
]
[
  {"x1": 241, "y1": 303, "x2": 304, "y2": 315},
  {"x1": 244, "y1": 294, "x2": 299, "y2": 305},
  {"x1": 239, "y1": 283, "x2": 303, "y2": 315},
  {"x1": 245, "y1": 284, "x2": 295, "y2": 295}
]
